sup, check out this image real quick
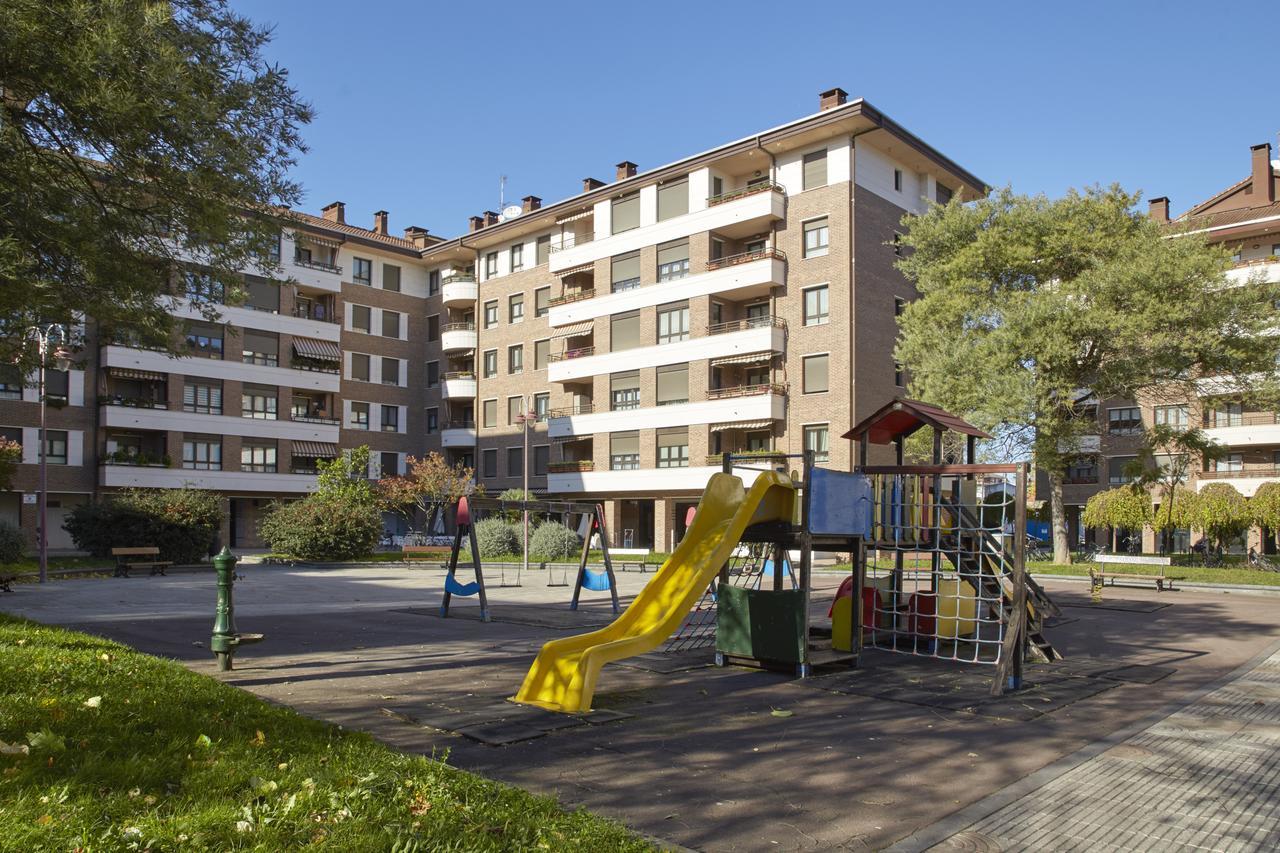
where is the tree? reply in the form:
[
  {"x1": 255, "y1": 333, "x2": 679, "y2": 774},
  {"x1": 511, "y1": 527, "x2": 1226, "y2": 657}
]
[
  {"x1": 0, "y1": 437, "x2": 19, "y2": 492},
  {"x1": 1184, "y1": 483, "x2": 1251, "y2": 552},
  {"x1": 896, "y1": 186, "x2": 1280, "y2": 564},
  {"x1": 1128, "y1": 425, "x2": 1225, "y2": 552},
  {"x1": 1250, "y1": 481, "x2": 1280, "y2": 548},
  {"x1": 259, "y1": 447, "x2": 384, "y2": 561},
  {"x1": 1082, "y1": 487, "x2": 1152, "y2": 549},
  {"x1": 0, "y1": 0, "x2": 312, "y2": 365},
  {"x1": 376, "y1": 453, "x2": 477, "y2": 531}
]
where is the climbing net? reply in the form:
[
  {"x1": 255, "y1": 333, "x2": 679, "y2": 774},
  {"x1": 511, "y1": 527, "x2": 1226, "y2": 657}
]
[{"x1": 663, "y1": 543, "x2": 797, "y2": 654}]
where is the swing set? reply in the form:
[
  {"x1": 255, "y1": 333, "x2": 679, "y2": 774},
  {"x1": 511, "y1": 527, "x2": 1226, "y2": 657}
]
[{"x1": 438, "y1": 495, "x2": 621, "y2": 622}]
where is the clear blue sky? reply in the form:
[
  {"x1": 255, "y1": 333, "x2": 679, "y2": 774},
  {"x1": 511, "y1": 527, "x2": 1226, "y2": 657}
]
[{"x1": 236, "y1": 0, "x2": 1276, "y2": 238}]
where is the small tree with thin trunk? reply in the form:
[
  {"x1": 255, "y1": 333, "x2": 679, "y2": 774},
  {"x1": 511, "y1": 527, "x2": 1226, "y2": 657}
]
[
  {"x1": 1250, "y1": 482, "x2": 1280, "y2": 551},
  {"x1": 1082, "y1": 487, "x2": 1152, "y2": 551},
  {"x1": 1184, "y1": 482, "x2": 1251, "y2": 552},
  {"x1": 376, "y1": 453, "x2": 478, "y2": 531}
]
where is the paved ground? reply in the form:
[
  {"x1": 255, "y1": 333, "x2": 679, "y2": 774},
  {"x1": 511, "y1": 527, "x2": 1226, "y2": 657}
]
[{"x1": 4, "y1": 563, "x2": 1279, "y2": 851}]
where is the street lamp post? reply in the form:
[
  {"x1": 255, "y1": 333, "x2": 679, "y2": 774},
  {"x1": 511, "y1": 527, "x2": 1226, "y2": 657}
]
[
  {"x1": 515, "y1": 397, "x2": 537, "y2": 581},
  {"x1": 22, "y1": 324, "x2": 72, "y2": 585}
]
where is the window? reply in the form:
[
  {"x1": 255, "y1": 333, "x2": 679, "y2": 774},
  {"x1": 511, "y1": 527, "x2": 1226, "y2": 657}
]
[
  {"x1": 482, "y1": 399, "x2": 497, "y2": 428},
  {"x1": 1066, "y1": 457, "x2": 1098, "y2": 483},
  {"x1": 533, "y1": 393, "x2": 550, "y2": 421},
  {"x1": 712, "y1": 176, "x2": 724, "y2": 198},
  {"x1": 803, "y1": 285, "x2": 829, "y2": 325},
  {"x1": 611, "y1": 371, "x2": 641, "y2": 411},
  {"x1": 510, "y1": 243, "x2": 523, "y2": 271},
  {"x1": 895, "y1": 296, "x2": 906, "y2": 317},
  {"x1": 426, "y1": 408, "x2": 438, "y2": 433},
  {"x1": 657, "y1": 177, "x2": 689, "y2": 221},
  {"x1": 381, "y1": 357, "x2": 400, "y2": 385},
  {"x1": 534, "y1": 339, "x2": 550, "y2": 370},
  {"x1": 244, "y1": 276, "x2": 279, "y2": 312},
  {"x1": 802, "y1": 149, "x2": 828, "y2": 190},
  {"x1": 482, "y1": 448, "x2": 498, "y2": 479},
  {"x1": 508, "y1": 344, "x2": 524, "y2": 374},
  {"x1": 381, "y1": 404, "x2": 399, "y2": 432},
  {"x1": 804, "y1": 425, "x2": 830, "y2": 463},
  {"x1": 536, "y1": 235, "x2": 551, "y2": 266},
  {"x1": 935, "y1": 182, "x2": 954, "y2": 205},
  {"x1": 183, "y1": 270, "x2": 224, "y2": 305},
  {"x1": 803, "y1": 354, "x2": 830, "y2": 394},
  {"x1": 241, "y1": 385, "x2": 277, "y2": 420},
  {"x1": 535, "y1": 287, "x2": 550, "y2": 318},
  {"x1": 1107, "y1": 407, "x2": 1142, "y2": 435},
  {"x1": 382, "y1": 310, "x2": 401, "y2": 338},
  {"x1": 746, "y1": 302, "x2": 769, "y2": 323},
  {"x1": 426, "y1": 361, "x2": 440, "y2": 388},
  {"x1": 185, "y1": 323, "x2": 224, "y2": 359},
  {"x1": 612, "y1": 192, "x2": 640, "y2": 234},
  {"x1": 657, "y1": 302, "x2": 690, "y2": 343},
  {"x1": 1154, "y1": 405, "x2": 1190, "y2": 430},
  {"x1": 383, "y1": 264, "x2": 401, "y2": 292},
  {"x1": 44, "y1": 369, "x2": 69, "y2": 401},
  {"x1": 507, "y1": 447, "x2": 523, "y2": 478},
  {"x1": 241, "y1": 330, "x2": 278, "y2": 366},
  {"x1": 534, "y1": 445, "x2": 550, "y2": 476},
  {"x1": 893, "y1": 169, "x2": 903, "y2": 192},
  {"x1": 746, "y1": 431, "x2": 771, "y2": 452},
  {"x1": 610, "y1": 432, "x2": 640, "y2": 470},
  {"x1": 485, "y1": 251, "x2": 498, "y2": 278},
  {"x1": 182, "y1": 435, "x2": 221, "y2": 470},
  {"x1": 610, "y1": 311, "x2": 641, "y2": 352},
  {"x1": 353, "y1": 257, "x2": 372, "y2": 285},
  {"x1": 1210, "y1": 402, "x2": 1243, "y2": 428},
  {"x1": 483, "y1": 300, "x2": 498, "y2": 329},
  {"x1": 711, "y1": 238, "x2": 725, "y2": 262},
  {"x1": 350, "y1": 353, "x2": 370, "y2": 382},
  {"x1": 1212, "y1": 453, "x2": 1244, "y2": 473},
  {"x1": 427, "y1": 315, "x2": 440, "y2": 342},
  {"x1": 0, "y1": 366, "x2": 22, "y2": 400},
  {"x1": 241, "y1": 442, "x2": 277, "y2": 473},
  {"x1": 509, "y1": 293, "x2": 524, "y2": 323},
  {"x1": 350, "y1": 402, "x2": 369, "y2": 430},
  {"x1": 657, "y1": 239, "x2": 690, "y2": 281},
  {"x1": 657, "y1": 427, "x2": 689, "y2": 468},
  {"x1": 483, "y1": 349, "x2": 498, "y2": 378},
  {"x1": 611, "y1": 251, "x2": 640, "y2": 292},
  {"x1": 803, "y1": 218, "x2": 829, "y2": 258},
  {"x1": 380, "y1": 452, "x2": 399, "y2": 478},
  {"x1": 183, "y1": 380, "x2": 222, "y2": 414},
  {"x1": 893, "y1": 233, "x2": 903, "y2": 257},
  {"x1": 1108, "y1": 455, "x2": 1137, "y2": 484},
  {"x1": 351, "y1": 304, "x2": 371, "y2": 333},
  {"x1": 428, "y1": 270, "x2": 440, "y2": 296},
  {"x1": 507, "y1": 396, "x2": 523, "y2": 425},
  {"x1": 657, "y1": 364, "x2": 689, "y2": 406},
  {"x1": 44, "y1": 429, "x2": 68, "y2": 465}
]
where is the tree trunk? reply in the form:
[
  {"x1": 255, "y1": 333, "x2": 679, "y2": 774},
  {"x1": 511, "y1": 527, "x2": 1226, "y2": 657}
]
[{"x1": 1048, "y1": 471, "x2": 1072, "y2": 565}]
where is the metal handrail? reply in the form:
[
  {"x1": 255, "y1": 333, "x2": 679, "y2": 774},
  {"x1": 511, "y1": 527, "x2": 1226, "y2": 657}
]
[
  {"x1": 547, "y1": 460, "x2": 594, "y2": 473},
  {"x1": 442, "y1": 371, "x2": 475, "y2": 381},
  {"x1": 1202, "y1": 412, "x2": 1278, "y2": 428},
  {"x1": 706, "y1": 383, "x2": 788, "y2": 400},
  {"x1": 707, "y1": 181, "x2": 785, "y2": 207},
  {"x1": 1200, "y1": 467, "x2": 1278, "y2": 479},
  {"x1": 548, "y1": 403, "x2": 595, "y2": 418},
  {"x1": 441, "y1": 322, "x2": 476, "y2": 332},
  {"x1": 706, "y1": 316, "x2": 787, "y2": 335},
  {"x1": 547, "y1": 346, "x2": 595, "y2": 363},
  {"x1": 548, "y1": 233, "x2": 595, "y2": 254},
  {"x1": 442, "y1": 273, "x2": 476, "y2": 285},
  {"x1": 292, "y1": 307, "x2": 339, "y2": 323},
  {"x1": 444, "y1": 419, "x2": 476, "y2": 430},
  {"x1": 705, "y1": 247, "x2": 787, "y2": 271},
  {"x1": 293, "y1": 256, "x2": 342, "y2": 274},
  {"x1": 550, "y1": 288, "x2": 596, "y2": 306}
]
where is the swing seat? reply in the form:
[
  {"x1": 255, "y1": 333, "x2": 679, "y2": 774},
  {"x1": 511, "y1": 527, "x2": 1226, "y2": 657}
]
[
  {"x1": 445, "y1": 575, "x2": 480, "y2": 597},
  {"x1": 582, "y1": 569, "x2": 612, "y2": 591}
]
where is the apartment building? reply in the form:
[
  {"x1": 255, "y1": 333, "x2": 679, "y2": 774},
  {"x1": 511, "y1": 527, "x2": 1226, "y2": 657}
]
[
  {"x1": 0, "y1": 88, "x2": 985, "y2": 553},
  {"x1": 1047, "y1": 141, "x2": 1280, "y2": 551}
]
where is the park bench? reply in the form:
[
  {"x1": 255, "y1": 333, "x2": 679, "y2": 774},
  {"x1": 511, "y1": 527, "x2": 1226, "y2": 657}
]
[
  {"x1": 111, "y1": 546, "x2": 171, "y2": 578},
  {"x1": 401, "y1": 545, "x2": 450, "y2": 562},
  {"x1": 1089, "y1": 554, "x2": 1176, "y2": 593}
]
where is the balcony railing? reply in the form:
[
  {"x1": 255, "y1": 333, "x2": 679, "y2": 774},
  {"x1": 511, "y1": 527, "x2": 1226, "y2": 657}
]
[
  {"x1": 442, "y1": 322, "x2": 476, "y2": 333},
  {"x1": 707, "y1": 181, "x2": 786, "y2": 207},
  {"x1": 291, "y1": 358, "x2": 340, "y2": 375},
  {"x1": 1233, "y1": 256, "x2": 1279, "y2": 269},
  {"x1": 1063, "y1": 475, "x2": 1099, "y2": 485},
  {"x1": 707, "y1": 316, "x2": 787, "y2": 335},
  {"x1": 550, "y1": 288, "x2": 597, "y2": 307},
  {"x1": 292, "y1": 306, "x2": 339, "y2": 323},
  {"x1": 1202, "y1": 412, "x2": 1279, "y2": 428},
  {"x1": 548, "y1": 403, "x2": 595, "y2": 418},
  {"x1": 705, "y1": 247, "x2": 787, "y2": 272},
  {"x1": 445, "y1": 419, "x2": 476, "y2": 430},
  {"x1": 442, "y1": 273, "x2": 476, "y2": 285},
  {"x1": 547, "y1": 460, "x2": 594, "y2": 473},
  {"x1": 706, "y1": 382, "x2": 788, "y2": 400},
  {"x1": 1201, "y1": 466, "x2": 1280, "y2": 479},
  {"x1": 548, "y1": 233, "x2": 595, "y2": 254},
  {"x1": 705, "y1": 451, "x2": 788, "y2": 466},
  {"x1": 292, "y1": 414, "x2": 340, "y2": 425},
  {"x1": 101, "y1": 398, "x2": 168, "y2": 410},
  {"x1": 548, "y1": 346, "x2": 596, "y2": 363},
  {"x1": 293, "y1": 256, "x2": 342, "y2": 274},
  {"x1": 442, "y1": 371, "x2": 476, "y2": 381}
]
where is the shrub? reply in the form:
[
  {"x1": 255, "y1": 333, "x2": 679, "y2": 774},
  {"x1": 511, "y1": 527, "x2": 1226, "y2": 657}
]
[
  {"x1": 63, "y1": 489, "x2": 220, "y2": 564},
  {"x1": 0, "y1": 520, "x2": 24, "y2": 564},
  {"x1": 258, "y1": 495, "x2": 381, "y2": 562},
  {"x1": 529, "y1": 521, "x2": 581, "y2": 560},
  {"x1": 474, "y1": 517, "x2": 520, "y2": 559}
]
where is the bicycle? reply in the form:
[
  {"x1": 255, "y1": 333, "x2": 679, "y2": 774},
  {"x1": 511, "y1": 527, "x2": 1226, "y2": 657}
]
[{"x1": 1248, "y1": 548, "x2": 1280, "y2": 572}]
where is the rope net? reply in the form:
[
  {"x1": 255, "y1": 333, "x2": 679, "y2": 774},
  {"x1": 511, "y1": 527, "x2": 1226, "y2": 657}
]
[{"x1": 663, "y1": 543, "x2": 796, "y2": 653}]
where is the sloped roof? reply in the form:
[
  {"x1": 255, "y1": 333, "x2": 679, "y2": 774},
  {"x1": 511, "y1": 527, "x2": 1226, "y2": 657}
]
[
  {"x1": 1176, "y1": 201, "x2": 1280, "y2": 233},
  {"x1": 842, "y1": 398, "x2": 990, "y2": 444},
  {"x1": 286, "y1": 209, "x2": 429, "y2": 251}
]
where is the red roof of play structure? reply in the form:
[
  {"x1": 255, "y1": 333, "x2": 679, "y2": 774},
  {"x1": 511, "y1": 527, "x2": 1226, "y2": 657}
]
[{"x1": 842, "y1": 398, "x2": 991, "y2": 445}]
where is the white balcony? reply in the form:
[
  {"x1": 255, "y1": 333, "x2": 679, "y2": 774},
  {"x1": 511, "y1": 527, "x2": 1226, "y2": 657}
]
[
  {"x1": 547, "y1": 464, "x2": 771, "y2": 496},
  {"x1": 1225, "y1": 260, "x2": 1280, "y2": 287},
  {"x1": 441, "y1": 373, "x2": 477, "y2": 399},
  {"x1": 169, "y1": 297, "x2": 341, "y2": 342},
  {"x1": 101, "y1": 464, "x2": 318, "y2": 493},
  {"x1": 548, "y1": 252, "x2": 786, "y2": 327},
  {"x1": 441, "y1": 323, "x2": 478, "y2": 353},
  {"x1": 549, "y1": 185, "x2": 786, "y2": 273},
  {"x1": 1195, "y1": 472, "x2": 1279, "y2": 497},
  {"x1": 441, "y1": 274, "x2": 478, "y2": 307},
  {"x1": 548, "y1": 321, "x2": 786, "y2": 383},
  {"x1": 548, "y1": 389, "x2": 785, "y2": 438},
  {"x1": 441, "y1": 425, "x2": 477, "y2": 447},
  {"x1": 101, "y1": 346, "x2": 341, "y2": 393},
  {"x1": 101, "y1": 404, "x2": 339, "y2": 443},
  {"x1": 287, "y1": 256, "x2": 343, "y2": 293},
  {"x1": 1203, "y1": 419, "x2": 1280, "y2": 448}
]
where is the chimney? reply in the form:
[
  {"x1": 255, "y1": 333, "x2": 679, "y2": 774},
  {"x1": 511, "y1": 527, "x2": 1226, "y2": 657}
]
[
  {"x1": 521, "y1": 195, "x2": 542, "y2": 213},
  {"x1": 468, "y1": 215, "x2": 485, "y2": 233},
  {"x1": 615, "y1": 161, "x2": 638, "y2": 181},
  {"x1": 1251, "y1": 143, "x2": 1275, "y2": 204},
  {"x1": 819, "y1": 87, "x2": 848, "y2": 111},
  {"x1": 321, "y1": 201, "x2": 345, "y2": 224},
  {"x1": 582, "y1": 177, "x2": 605, "y2": 192},
  {"x1": 1147, "y1": 197, "x2": 1170, "y2": 223},
  {"x1": 403, "y1": 226, "x2": 431, "y2": 248},
  {"x1": 483, "y1": 210, "x2": 500, "y2": 227},
  {"x1": 373, "y1": 210, "x2": 389, "y2": 236}
]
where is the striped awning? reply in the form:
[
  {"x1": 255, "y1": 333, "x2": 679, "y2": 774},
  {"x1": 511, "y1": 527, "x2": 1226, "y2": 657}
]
[
  {"x1": 292, "y1": 441, "x2": 338, "y2": 458},
  {"x1": 556, "y1": 263, "x2": 595, "y2": 278},
  {"x1": 292, "y1": 231, "x2": 343, "y2": 249},
  {"x1": 710, "y1": 420, "x2": 773, "y2": 432},
  {"x1": 551, "y1": 321, "x2": 594, "y2": 340},
  {"x1": 555, "y1": 209, "x2": 594, "y2": 224},
  {"x1": 710, "y1": 351, "x2": 774, "y2": 367},
  {"x1": 292, "y1": 337, "x2": 341, "y2": 361},
  {"x1": 108, "y1": 367, "x2": 167, "y2": 382}
]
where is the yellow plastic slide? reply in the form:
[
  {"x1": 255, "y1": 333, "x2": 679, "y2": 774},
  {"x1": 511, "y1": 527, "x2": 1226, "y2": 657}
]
[{"x1": 513, "y1": 470, "x2": 796, "y2": 713}]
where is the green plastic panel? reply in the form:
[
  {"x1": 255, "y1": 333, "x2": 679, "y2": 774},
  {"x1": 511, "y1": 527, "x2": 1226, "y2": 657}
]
[{"x1": 715, "y1": 585, "x2": 806, "y2": 664}]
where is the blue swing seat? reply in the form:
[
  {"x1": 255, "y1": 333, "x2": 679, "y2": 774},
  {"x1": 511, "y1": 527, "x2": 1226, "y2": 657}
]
[
  {"x1": 444, "y1": 575, "x2": 480, "y2": 597},
  {"x1": 582, "y1": 569, "x2": 612, "y2": 591}
]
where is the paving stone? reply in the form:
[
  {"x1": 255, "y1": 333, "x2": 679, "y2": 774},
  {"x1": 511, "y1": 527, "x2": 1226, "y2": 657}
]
[{"x1": 454, "y1": 721, "x2": 547, "y2": 745}]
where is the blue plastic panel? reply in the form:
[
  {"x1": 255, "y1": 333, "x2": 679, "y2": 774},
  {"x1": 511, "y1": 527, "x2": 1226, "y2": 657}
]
[{"x1": 808, "y1": 468, "x2": 872, "y2": 537}]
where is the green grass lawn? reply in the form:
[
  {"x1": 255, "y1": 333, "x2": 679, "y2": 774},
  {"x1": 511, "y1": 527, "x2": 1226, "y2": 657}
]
[
  {"x1": 0, "y1": 557, "x2": 114, "y2": 581},
  {"x1": 0, "y1": 615, "x2": 651, "y2": 852},
  {"x1": 829, "y1": 557, "x2": 1280, "y2": 587}
]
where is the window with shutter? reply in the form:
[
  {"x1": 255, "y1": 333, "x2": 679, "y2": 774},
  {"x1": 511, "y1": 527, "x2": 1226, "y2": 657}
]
[
  {"x1": 381, "y1": 357, "x2": 400, "y2": 385},
  {"x1": 611, "y1": 193, "x2": 640, "y2": 234},
  {"x1": 535, "y1": 287, "x2": 550, "y2": 317},
  {"x1": 611, "y1": 252, "x2": 641, "y2": 292},
  {"x1": 657, "y1": 177, "x2": 689, "y2": 221},
  {"x1": 657, "y1": 302, "x2": 689, "y2": 343},
  {"x1": 803, "y1": 354, "x2": 829, "y2": 394},
  {"x1": 382, "y1": 310, "x2": 401, "y2": 338},
  {"x1": 656, "y1": 364, "x2": 689, "y2": 405},
  {"x1": 482, "y1": 399, "x2": 497, "y2": 428},
  {"x1": 352, "y1": 305, "x2": 371, "y2": 333},
  {"x1": 534, "y1": 339, "x2": 550, "y2": 370},
  {"x1": 350, "y1": 353, "x2": 370, "y2": 382},
  {"x1": 657, "y1": 427, "x2": 689, "y2": 468},
  {"x1": 610, "y1": 431, "x2": 640, "y2": 470},
  {"x1": 610, "y1": 371, "x2": 641, "y2": 411},
  {"x1": 803, "y1": 218, "x2": 829, "y2": 258},
  {"x1": 382, "y1": 264, "x2": 401, "y2": 292},
  {"x1": 802, "y1": 149, "x2": 828, "y2": 190},
  {"x1": 657, "y1": 239, "x2": 689, "y2": 281},
  {"x1": 610, "y1": 311, "x2": 641, "y2": 351}
]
